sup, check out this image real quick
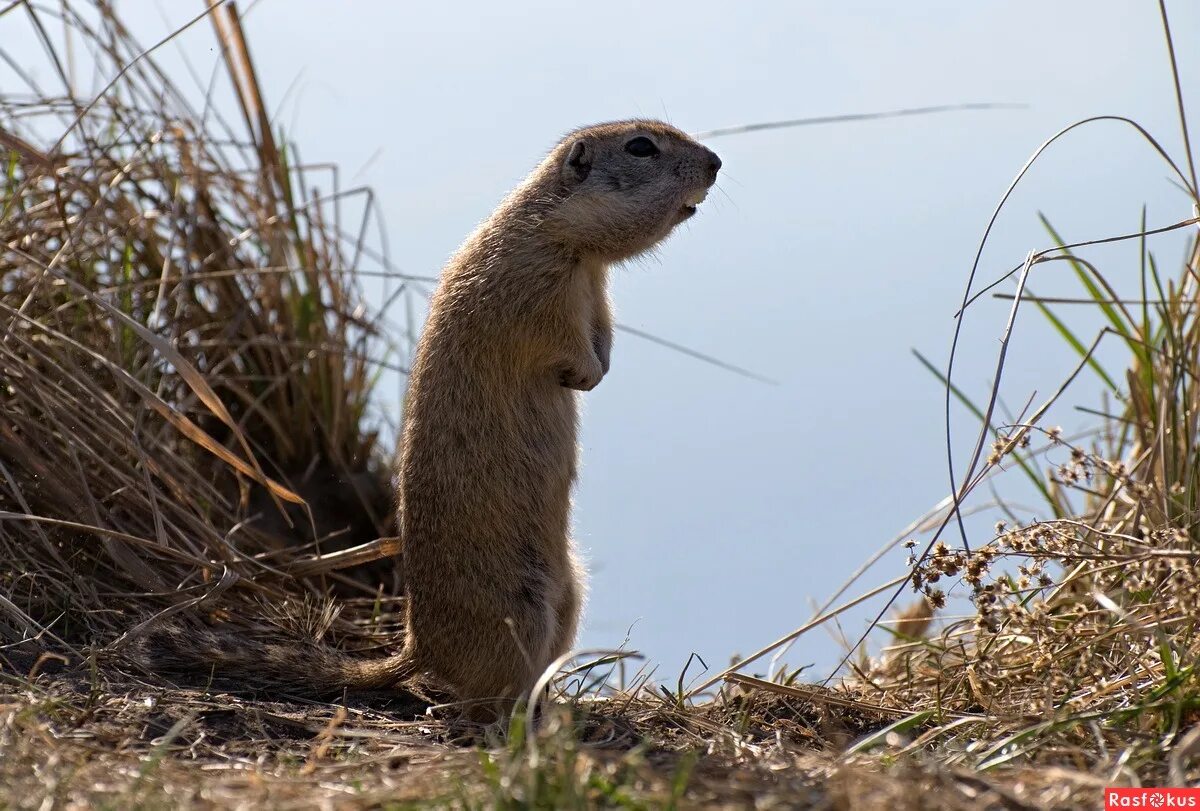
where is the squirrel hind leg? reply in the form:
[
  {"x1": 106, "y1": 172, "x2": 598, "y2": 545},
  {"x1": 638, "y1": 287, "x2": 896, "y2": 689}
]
[{"x1": 424, "y1": 612, "x2": 555, "y2": 721}]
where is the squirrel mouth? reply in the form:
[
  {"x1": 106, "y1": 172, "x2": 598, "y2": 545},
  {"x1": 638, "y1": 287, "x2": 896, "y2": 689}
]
[{"x1": 679, "y1": 188, "x2": 709, "y2": 218}]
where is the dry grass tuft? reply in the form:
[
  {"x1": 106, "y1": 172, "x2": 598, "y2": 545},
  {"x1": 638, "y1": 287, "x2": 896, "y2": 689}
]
[
  {"x1": 0, "y1": 1, "x2": 412, "y2": 660},
  {"x1": 849, "y1": 218, "x2": 1200, "y2": 783}
]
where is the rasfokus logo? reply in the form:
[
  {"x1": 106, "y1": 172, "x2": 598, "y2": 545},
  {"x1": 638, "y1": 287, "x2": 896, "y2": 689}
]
[{"x1": 1106, "y1": 788, "x2": 1200, "y2": 809}]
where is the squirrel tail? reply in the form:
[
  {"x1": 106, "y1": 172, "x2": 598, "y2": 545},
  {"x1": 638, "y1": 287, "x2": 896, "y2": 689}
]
[{"x1": 134, "y1": 620, "x2": 415, "y2": 696}]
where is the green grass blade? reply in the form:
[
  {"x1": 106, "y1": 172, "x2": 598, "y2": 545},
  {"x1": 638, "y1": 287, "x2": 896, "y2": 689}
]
[
  {"x1": 1026, "y1": 286, "x2": 1118, "y2": 391},
  {"x1": 1039, "y1": 214, "x2": 1135, "y2": 341},
  {"x1": 845, "y1": 710, "x2": 935, "y2": 755}
]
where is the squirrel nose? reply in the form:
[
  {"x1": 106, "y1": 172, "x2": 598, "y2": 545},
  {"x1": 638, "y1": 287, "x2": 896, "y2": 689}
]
[{"x1": 705, "y1": 149, "x2": 722, "y2": 181}]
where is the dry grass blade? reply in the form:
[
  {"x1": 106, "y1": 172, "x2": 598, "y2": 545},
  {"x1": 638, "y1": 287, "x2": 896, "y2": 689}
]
[
  {"x1": 692, "y1": 102, "x2": 1026, "y2": 140},
  {"x1": 281, "y1": 536, "x2": 403, "y2": 577},
  {"x1": 687, "y1": 573, "x2": 908, "y2": 697}
]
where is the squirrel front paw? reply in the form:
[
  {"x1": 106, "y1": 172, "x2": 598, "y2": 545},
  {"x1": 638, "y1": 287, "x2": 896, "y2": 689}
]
[
  {"x1": 558, "y1": 356, "x2": 604, "y2": 391},
  {"x1": 593, "y1": 331, "x2": 612, "y2": 376}
]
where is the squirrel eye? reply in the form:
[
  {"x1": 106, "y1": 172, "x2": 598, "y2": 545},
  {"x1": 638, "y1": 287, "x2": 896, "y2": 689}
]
[{"x1": 624, "y1": 136, "x2": 659, "y2": 158}]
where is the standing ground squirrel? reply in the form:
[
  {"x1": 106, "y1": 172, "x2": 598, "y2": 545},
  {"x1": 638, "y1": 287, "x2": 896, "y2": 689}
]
[{"x1": 142, "y1": 120, "x2": 720, "y2": 717}]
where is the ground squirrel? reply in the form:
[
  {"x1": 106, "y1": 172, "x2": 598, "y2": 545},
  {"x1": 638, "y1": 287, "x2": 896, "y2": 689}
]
[{"x1": 143, "y1": 120, "x2": 720, "y2": 717}]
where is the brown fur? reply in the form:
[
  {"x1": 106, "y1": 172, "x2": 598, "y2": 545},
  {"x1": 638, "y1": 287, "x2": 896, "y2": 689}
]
[{"x1": 139, "y1": 120, "x2": 720, "y2": 716}]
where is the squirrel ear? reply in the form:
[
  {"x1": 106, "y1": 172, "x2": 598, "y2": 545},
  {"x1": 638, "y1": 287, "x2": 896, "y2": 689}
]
[{"x1": 562, "y1": 139, "x2": 592, "y2": 184}]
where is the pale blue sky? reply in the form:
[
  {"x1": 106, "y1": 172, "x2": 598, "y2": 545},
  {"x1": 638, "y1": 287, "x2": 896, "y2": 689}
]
[{"x1": 7, "y1": 2, "x2": 1198, "y2": 681}]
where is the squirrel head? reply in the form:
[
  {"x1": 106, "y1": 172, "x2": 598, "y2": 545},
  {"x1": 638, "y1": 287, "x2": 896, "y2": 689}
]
[{"x1": 541, "y1": 119, "x2": 721, "y2": 262}]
